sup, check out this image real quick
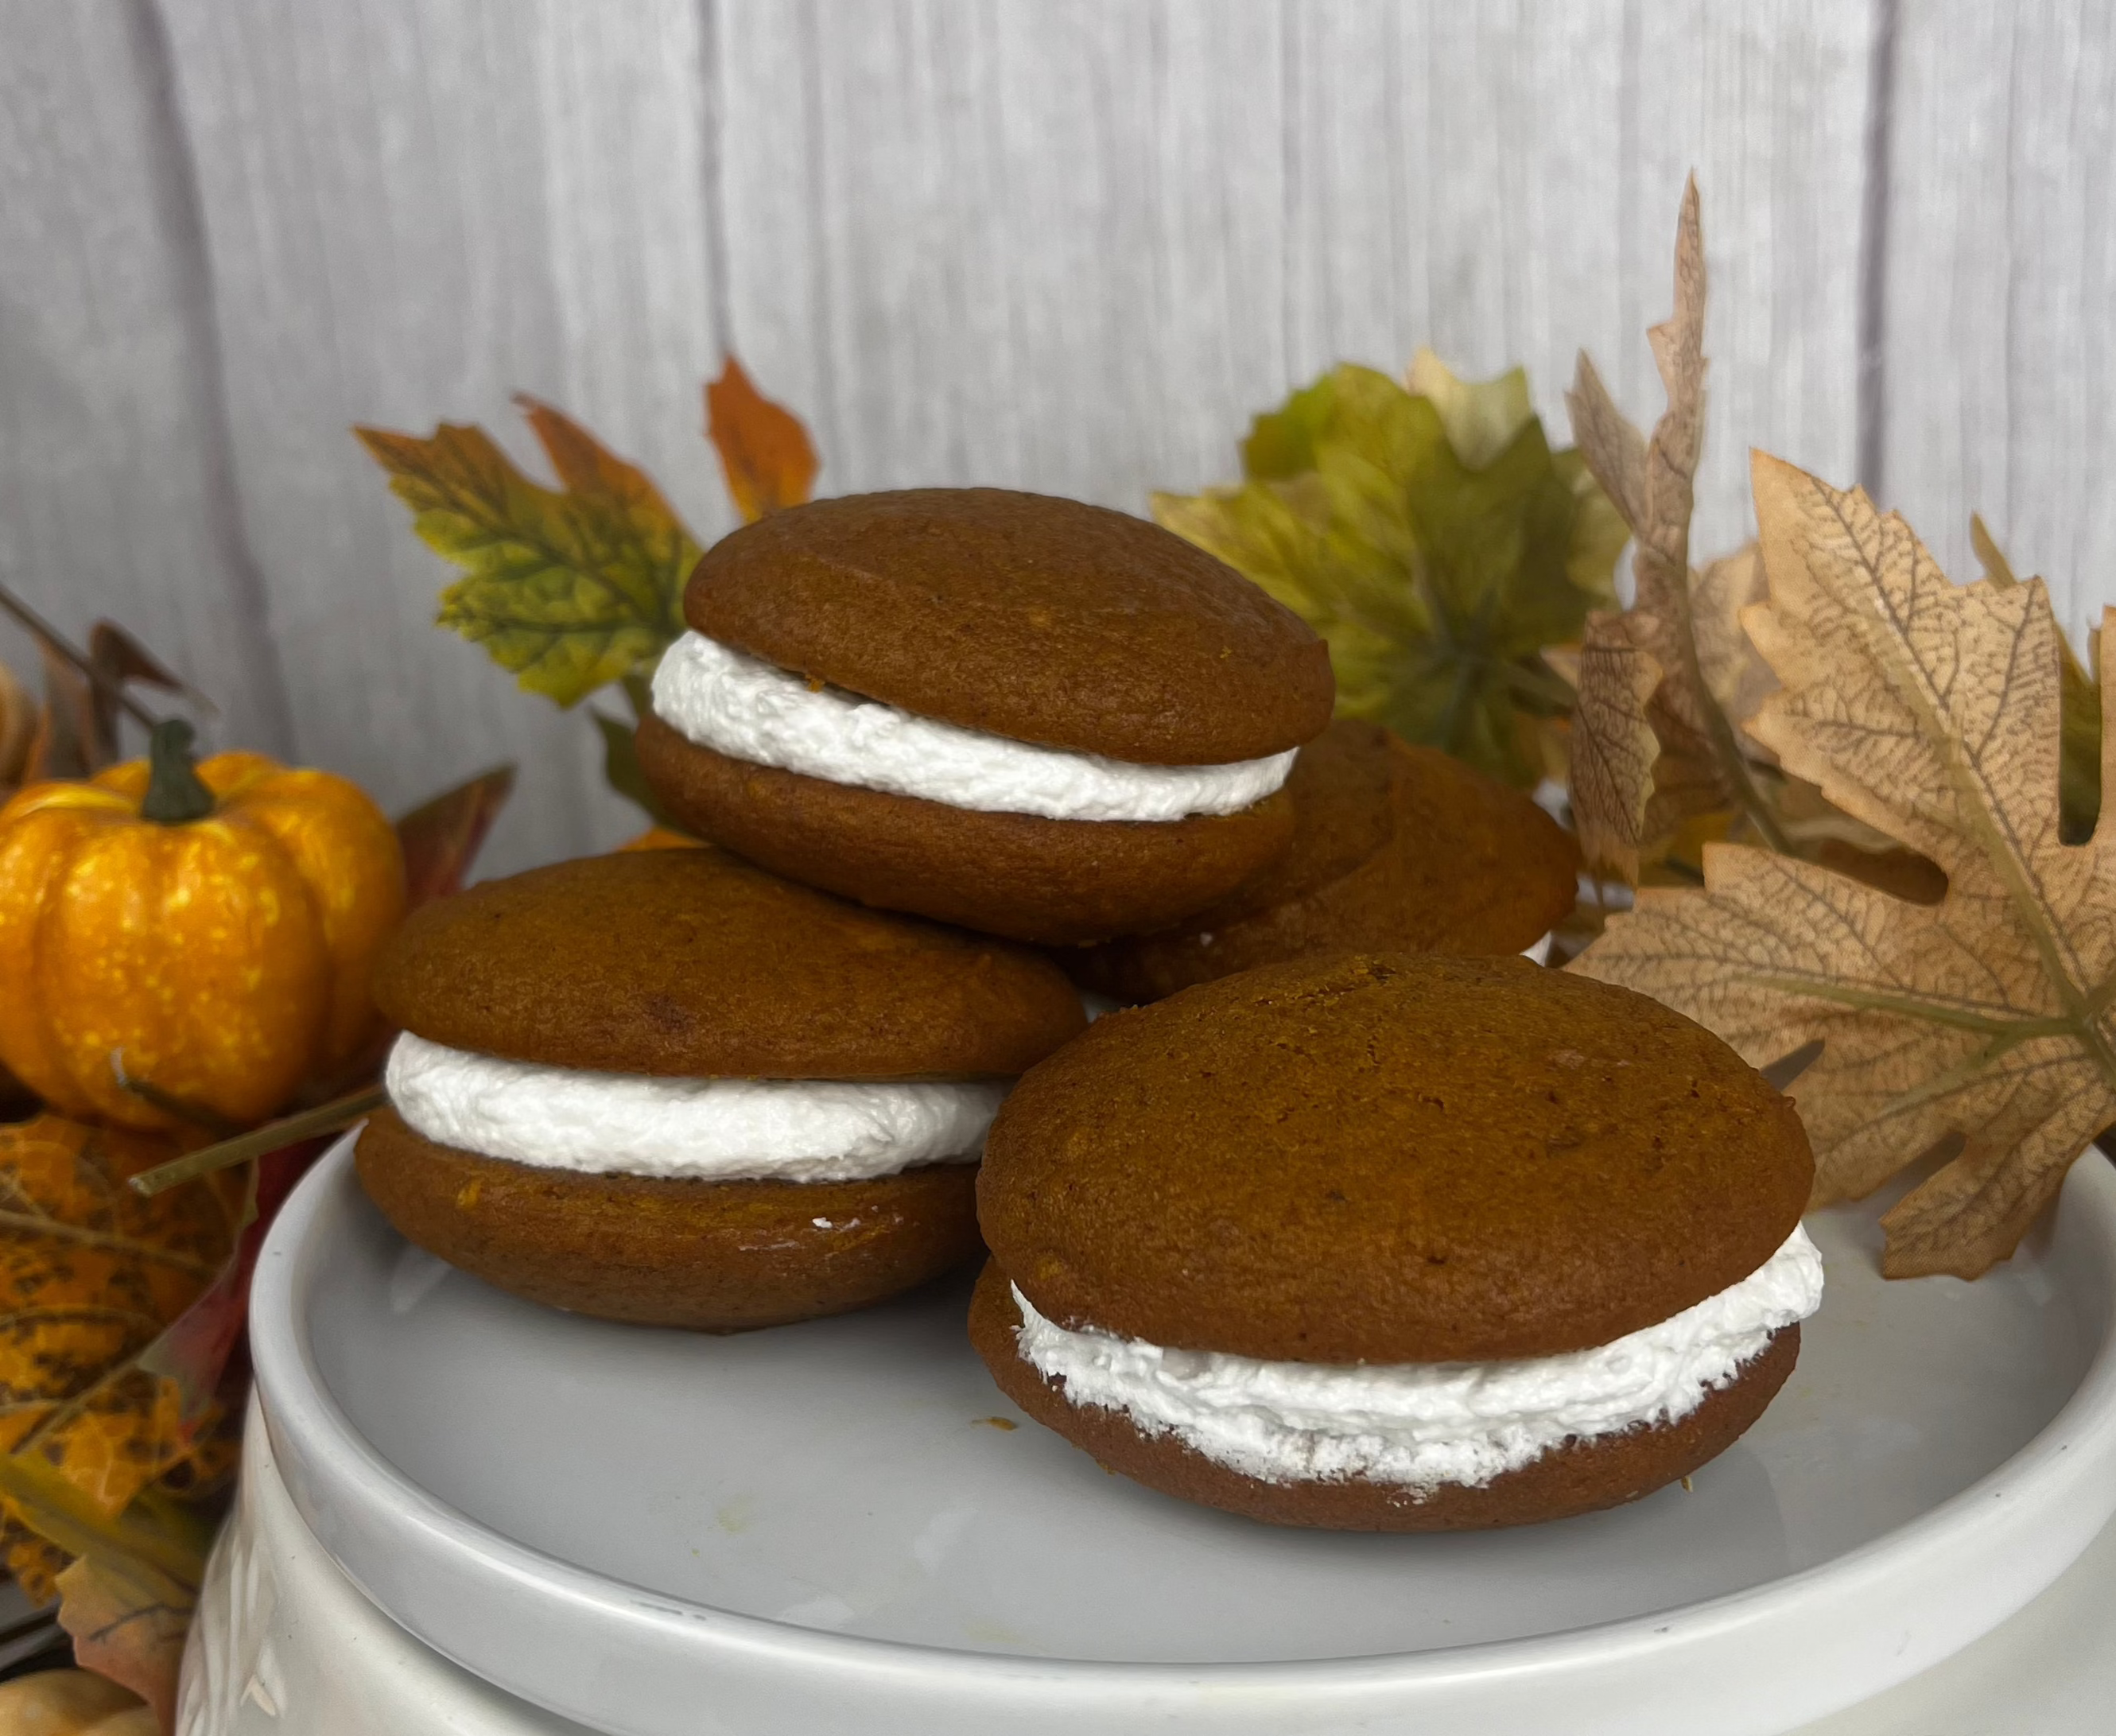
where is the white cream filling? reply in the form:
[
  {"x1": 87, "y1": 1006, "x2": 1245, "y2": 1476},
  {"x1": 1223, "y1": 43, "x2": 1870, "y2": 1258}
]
[
  {"x1": 650, "y1": 630, "x2": 1296, "y2": 822},
  {"x1": 1012, "y1": 1225, "x2": 1823, "y2": 1493},
  {"x1": 385, "y1": 1032, "x2": 1004, "y2": 1183}
]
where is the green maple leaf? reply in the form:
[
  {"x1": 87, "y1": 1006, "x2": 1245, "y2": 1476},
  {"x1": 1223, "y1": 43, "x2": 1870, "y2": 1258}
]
[
  {"x1": 1155, "y1": 357, "x2": 1625, "y2": 788},
  {"x1": 356, "y1": 397, "x2": 700, "y2": 707}
]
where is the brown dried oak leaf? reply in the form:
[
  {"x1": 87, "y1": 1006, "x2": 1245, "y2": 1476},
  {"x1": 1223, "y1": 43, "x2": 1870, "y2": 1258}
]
[
  {"x1": 1564, "y1": 176, "x2": 1789, "y2": 880},
  {"x1": 1574, "y1": 452, "x2": 2116, "y2": 1281}
]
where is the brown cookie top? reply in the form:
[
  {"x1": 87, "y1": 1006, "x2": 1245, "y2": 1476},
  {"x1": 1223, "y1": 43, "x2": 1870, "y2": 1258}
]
[
  {"x1": 375, "y1": 849, "x2": 1086, "y2": 1078},
  {"x1": 1067, "y1": 720, "x2": 1581, "y2": 1000},
  {"x1": 685, "y1": 489, "x2": 1334, "y2": 765},
  {"x1": 979, "y1": 953, "x2": 1812, "y2": 1364}
]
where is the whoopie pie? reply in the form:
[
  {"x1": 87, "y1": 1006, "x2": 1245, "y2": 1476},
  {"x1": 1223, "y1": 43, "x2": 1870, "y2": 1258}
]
[
  {"x1": 1066, "y1": 719, "x2": 1581, "y2": 1003},
  {"x1": 357, "y1": 849, "x2": 1084, "y2": 1331},
  {"x1": 633, "y1": 488, "x2": 1336, "y2": 944},
  {"x1": 973, "y1": 953, "x2": 1821, "y2": 1530}
]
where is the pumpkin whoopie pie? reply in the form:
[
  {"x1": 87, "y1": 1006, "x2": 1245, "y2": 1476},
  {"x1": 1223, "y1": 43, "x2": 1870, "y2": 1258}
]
[
  {"x1": 634, "y1": 488, "x2": 1335, "y2": 945},
  {"x1": 358, "y1": 849, "x2": 1085, "y2": 1332},
  {"x1": 1066, "y1": 719, "x2": 1581, "y2": 1003},
  {"x1": 973, "y1": 953, "x2": 1821, "y2": 1531}
]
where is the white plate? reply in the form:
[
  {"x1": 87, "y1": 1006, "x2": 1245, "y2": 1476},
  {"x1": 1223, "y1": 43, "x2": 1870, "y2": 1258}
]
[{"x1": 250, "y1": 1136, "x2": 2116, "y2": 1736}]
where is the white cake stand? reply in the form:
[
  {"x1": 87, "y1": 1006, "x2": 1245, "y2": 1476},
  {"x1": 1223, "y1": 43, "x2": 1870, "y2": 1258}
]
[{"x1": 188, "y1": 1137, "x2": 2116, "y2": 1735}]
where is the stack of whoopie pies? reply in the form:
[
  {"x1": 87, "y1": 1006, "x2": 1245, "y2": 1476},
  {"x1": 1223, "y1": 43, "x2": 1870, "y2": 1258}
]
[{"x1": 357, "y1": 482, "x2": 1818, "y2": 1536}]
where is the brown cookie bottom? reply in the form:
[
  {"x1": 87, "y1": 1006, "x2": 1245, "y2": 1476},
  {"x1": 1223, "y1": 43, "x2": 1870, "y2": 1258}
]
[
  {"x1": 1066, "y1": 721, "x2": 1582, "y2": 1004},
  {"x1": 356, "y1": 1108, "x2": 984, "y2": 1332},
  {"x1": 635, "y1": 712, "x2": 1297, "y2": 945},
  {"x1": 969, "y1": 1260, "x2": 1800, "y2": 1531}
]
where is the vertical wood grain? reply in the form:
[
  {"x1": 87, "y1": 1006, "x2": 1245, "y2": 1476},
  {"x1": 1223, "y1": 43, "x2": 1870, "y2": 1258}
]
[
  {"x1": 1284, "y1": 0, "x2": 1877, "y2": 566},
  {"x1": 159, "y1": 0, "x2": 728, "y2": 873},
  {"x1": 714, "y1": 0, "x2": 1872, "y2": 566},
  {"x1": 25, "y1": 0, "x2": 2105, "y2": 878},
  {"x1": 0, "y1": 0, "x2": 293, "y2": 755},
  {"x1": 1882, "y1": 2, "x2": 2116, "y2": 650},
  {"x1": 712, "y1": 0, "x2": 1291, "y2": 508}
]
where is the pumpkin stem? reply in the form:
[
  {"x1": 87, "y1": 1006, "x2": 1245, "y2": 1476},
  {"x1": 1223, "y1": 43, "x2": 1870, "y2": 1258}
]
[{"x1": 139, "y1": 719, "x2": 216, "y2": 824}]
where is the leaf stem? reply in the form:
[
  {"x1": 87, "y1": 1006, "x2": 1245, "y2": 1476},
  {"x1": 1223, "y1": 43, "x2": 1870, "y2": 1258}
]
[
  {"x1": 1657, "y1": 548, "x2": 1793, "y2": 854},
  {"x1": 1743, "y1": 972, "x2": 2078, "y2": 1040},
  {"x1": 129, "y1": 1085, "x2": 386, "y2": 1198},
  {"x1": 111, "y1": 1057, "x2": 243, "y2": 1140},
  {"x1": 1870, "y1": 1035, "x2": 2042, "y2": 1127},
  {"x1": 0, "y1": 1213, "x2": 221, "y2": 1277},
  {"x1": 0, "y1": 582, "x2": 160, "y2": 729},
  {"x1": 436, "y1": 480, "x2": 665, "y2": 629},
  {"x1": 0, "y1": 1451, "x2": 205, "y2": 1596}
]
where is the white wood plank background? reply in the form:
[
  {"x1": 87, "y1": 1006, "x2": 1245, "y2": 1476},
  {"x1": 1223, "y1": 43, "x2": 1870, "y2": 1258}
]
[
  {"x1": 1883, "y1": 0, "x2": 2116, "y2": 652},
  {"x1": 1278, "y1": 0, "x2": 1873, "y2": 564},
  {"x1": 1, "y1": 0, "x2": 2110, "y2": 876},
  {"x1": 0, "y1": 0, "x2": 293, "y2": 755},
  {"x1": 157, "y1": 0, "x2": 727, "y2": 872}
]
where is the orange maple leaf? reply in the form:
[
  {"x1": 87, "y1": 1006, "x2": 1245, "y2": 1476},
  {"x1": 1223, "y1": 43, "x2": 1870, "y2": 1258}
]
[{"x1": 705, "y1": 358, "x2": 819, "y2": 523}]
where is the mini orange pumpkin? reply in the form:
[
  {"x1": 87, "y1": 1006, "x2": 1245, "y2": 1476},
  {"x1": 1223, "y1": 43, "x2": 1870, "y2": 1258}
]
[{"x1": 0, "y1": 721, "x2": 406, "y2": 1130}]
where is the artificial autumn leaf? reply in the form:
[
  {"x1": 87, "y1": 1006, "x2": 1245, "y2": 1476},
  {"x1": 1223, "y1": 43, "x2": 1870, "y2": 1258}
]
[
  {"x1": 0, "y1": 1124, "x2": 297, "y2": 1722},
  {"x1": 705, "y1": 358, "x2": 820, "y2": 523},
  {"x1": 1565, "y1": 614, "x2": 1663, "y2": 879},
  {"x1": 1407, "y1": 348, "x2": 1534, "y2": 470},
  {"x1": 1971, "y1": 513, "x2": 2102, "y2": 840},
  {"x1": 1154, "y1": 358, "x2": 1624, "y2": 789},
  {"x1": 0, "y1": 1668, "x2": 153, "y2": 1734},
  {"x1": 1574, "y1": 452, "x2": 2116, "y2": 1280},
  {"x1": 0, "y1": 659, "x2": 36, "y2": 791},
  {"x1": 1689, "y1": 545, "x2": 1779, "y2": 744},
  {"x1": 1565, "y1": 177, "x2": 1792, "y2": 877},
  {"x1": 0, "y1": 1117, "x2": 239, "y2": 1602},
  {"x1": 135, "y1": 1140, "x2": 326, "y2": 1433},
  {"x1": 1563, "y1": 179, "x2": 1907, "y2": 902},
  {"x1": 356, "y1": 409, "x2": 698, "y2": 707},
  {"x1": 367, "y1": 363, "x2": 820, "y2": 818},
  {"x1": 392, "y1": 763, "x2": 516, "y2": 913},
  {"x1": 0, "y1": 588, "x2": 196, "y2": 783},
  {"x1": 24, "y1": 645, "x2": 96, "y2": 784},
  {"x1": 588, "y1": 668, "x2": 690, "y2": 829},
  {"x1": 53, "y1": 1555, "x2": 186, "y2": 1733},
  {"x1": 21, "y1": 1474, "x2": 212, "y2": 1736},
  {"x1": 77, "y1": 627, "x2": 201, "y2": 775}
]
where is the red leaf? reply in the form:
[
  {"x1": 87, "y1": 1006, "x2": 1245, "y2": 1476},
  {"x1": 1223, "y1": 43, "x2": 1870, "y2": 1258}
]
[
  {"x1": 395, "y1": 765, "x2": 514, "y2": 911},
  {"x1": 84, "y1": 623, "x2": 208, "y2": 770},
  {"x1": 135, "y1": 1138, "x2": 330, "y2": 1434}
]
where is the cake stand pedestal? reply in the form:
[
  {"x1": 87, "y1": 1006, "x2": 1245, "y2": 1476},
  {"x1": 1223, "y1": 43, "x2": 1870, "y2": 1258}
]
[{"x1": 176, "y1": 1398, "x2": 2116, "y2": 1736}]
